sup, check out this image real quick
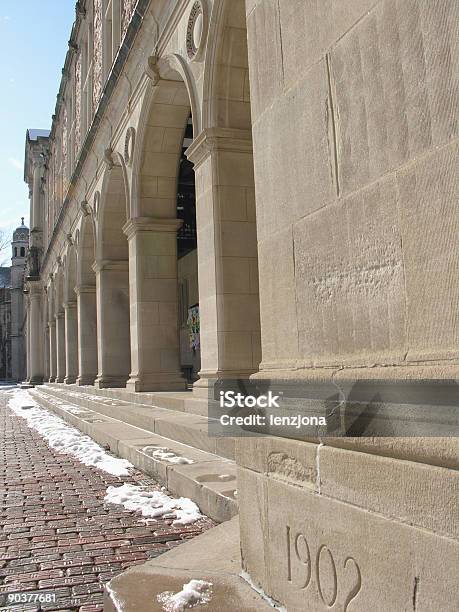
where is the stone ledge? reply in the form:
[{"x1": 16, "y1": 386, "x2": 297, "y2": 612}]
[{"x1": 104, "y1": 517, "x2": 275, "y2": 612}]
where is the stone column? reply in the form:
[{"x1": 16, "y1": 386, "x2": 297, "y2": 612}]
[
  {"x1": 25, "y1": 307, "x2": 31, "y2": 383},
  {"x1": 28, "y1": 283, "x2": 44, "y2": 384},
  {"x1": 94, "y1": 261, "x2": 130, "y2": 388},
  {"x1": 48, "y1": 320, "x2": 57, "y2": 382},
  {"x1": 44, "y1": 324, "x2": 50, "y2": 381},
  {"x1": 123, "y1": 218, "x2": 186, "y2": 392},
  {"x1": 75, "y1": 285, "x2": 98, "y2": 385},
  {"x1": 186, "y1": 128, "x2": 261, "y2": 393},
  {"x1": 64, "y1": 302, "x2": 78, "y2": 384},
  {"x1": 55, "y1": 313, "x2": 66, "y2": 383}
]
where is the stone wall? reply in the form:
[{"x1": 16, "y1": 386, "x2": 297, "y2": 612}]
[
  {"x1": 247, "y1": 0, "x2": 458, "y2": 376},
  {"x1": 242, "y1": 1, "x2": 459, "y2": 609}
]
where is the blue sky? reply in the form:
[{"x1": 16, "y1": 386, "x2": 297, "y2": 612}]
[{"x1": 0, "y1": 1, "x2": 75, "y2": 262}]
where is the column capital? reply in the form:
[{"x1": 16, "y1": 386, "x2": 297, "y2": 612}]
[
  {"x1": 186, "y1": 127, "x2": 252, "y2": 168},
  {"x1": 55, "y1": 312, "x2": 64, "y2": 321},
  {"x1": 122, "y1": 217, "x2": 183, "y2": 240},
  {"x1": 63, "y1": 301, "x2": 77, "y2": 310},
  {"x1": 48, "y1": 319, "x2": 56, "y2": 328},
  {"x1": 92, "y1": 259, "x2": 129, "y2": 273},
  {"x1": 74, "y1": 284, "x2": 96, "y2": 295},
  {"x1": 28, "y1": 281, "x2": 43, "y2": 297}
]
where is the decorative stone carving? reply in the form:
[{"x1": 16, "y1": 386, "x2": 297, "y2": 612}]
[
  {"x1": 75, "y1": 51, "x2": 81, "y2": 156},
  {"x1": 62, "y1": 107, "x2": 68, "y2": 186},
  {"x1": 80, "y1": 200, "x2": 91, "y2": 217},
  {"x1": 145, "y1": 55, "x2": 160, "y2": 84},
  {"x1": 121, "y1": 0, "x2": 137, "y2": 39},
  {"x1": 93, "y1": 0, "x2": 103, "y2": 108},
  {"x1": 186, "y1": 0, "x2": 207, "y2": 61},
  {"x1": 124, "y1": 127, "x2": 135, "y2": 166},
  {"x1": 103, "y1": 147, "x2": 115, "y2": 170}
]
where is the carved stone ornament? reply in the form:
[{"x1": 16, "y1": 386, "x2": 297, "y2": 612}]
[
  {"x1": 104, "y1": 147, "x2": 115, "y2": 170},
  {"x1": 124, "y1": 127, "x2": 135, "y2": 166},
  {"x1": 66, "y1": 234, "x2": 73, "y2": 246},
  {"x1": 186, "y1": 1, "x2": 207, "y2": 61},
  {"x1": 80, "y1": 200, "x2": 91, "y2": 217},
  {"x1": 145, "y1": 55, "x2": 160, "y2": 84}
]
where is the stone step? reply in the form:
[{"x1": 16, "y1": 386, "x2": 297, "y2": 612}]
[
  {"x1": 46, "y1": 381, "x2": 210, "y2": 416},
  {"x1": 104, "y1": 517, "x2": 277, "y2": 612},
  {"x1": 36, "y1": 384, "x2": 234, "y2": 460},
  {"x1": 29, "y1": 387, "x2": 238, "y2": 524}
]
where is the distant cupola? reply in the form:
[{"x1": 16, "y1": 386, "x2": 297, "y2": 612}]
[{"x1": 12, "y1": 218, "x2": 29, "y2": 262}]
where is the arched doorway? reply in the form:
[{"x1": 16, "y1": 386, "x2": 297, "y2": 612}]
[
  {"x1": 95, "y1": 167, "x2": 131, "y2": 388},
  {"x1": 125, "y1": 75, "x2": 195, "y2": 392},
  {"x1": 177, "y1": 114, "x2": 200, "y2": 383}
]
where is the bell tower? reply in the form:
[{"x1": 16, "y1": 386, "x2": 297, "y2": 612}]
[{"x1": 10, "y1": 218, "x2": 29, "y2": 381}]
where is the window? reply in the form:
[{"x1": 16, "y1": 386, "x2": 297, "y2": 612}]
[
  {"x1": 20, "y1": 247, "x2": 25, "y2": 257},
  {"x1": 14, "y1": 247, "x2": 17, "y2": 257}
]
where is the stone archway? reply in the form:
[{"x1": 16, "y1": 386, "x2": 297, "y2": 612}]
[
  {"x1": 63, "y1": 246, "x2": 78, "y2": 383},
  {"x1": 76, "y1": 215, "x2": 98, "y2": 385},
  {"x1": 187, "y1": 0, "x2": 261, "y2": 391},
  {"x1": 124, "y1": 74, "x2": 192, "y2": 392},
  {"x1": 95, "y1": 165, "x2": 131, "y2": 388}
]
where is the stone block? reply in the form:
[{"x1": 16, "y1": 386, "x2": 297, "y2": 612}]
[
  {"x1": 319, "y1": 445, "x2": 459, "y2": 538},
  {"x1": 330, "y1": 0, "x2": 459, "y2": 195},
  {"x1": 293, "y1": 175, "x2": 406, "y2": 366},
  {"x1": 239, "y1": 467, "x2": 459, "y2": 612},
  {"x1": 397, "y1": 142, "x2": 459, "y2": 361},
  {"x1": 252, "y1": 60, "x2": 335, "y2": 241}
]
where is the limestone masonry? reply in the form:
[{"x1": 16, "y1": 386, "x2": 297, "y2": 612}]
[{"x1": 22, "y1": 1, "x2": 458, "y2": 611}]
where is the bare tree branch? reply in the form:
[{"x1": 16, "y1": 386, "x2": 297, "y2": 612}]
[{"x1": 0, "y1": 229, "x2": 11, "y2": 267}]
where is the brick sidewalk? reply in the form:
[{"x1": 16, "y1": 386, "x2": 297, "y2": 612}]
[{"x1": 0, "y1": 392, "x2": 214, "y2": 611}]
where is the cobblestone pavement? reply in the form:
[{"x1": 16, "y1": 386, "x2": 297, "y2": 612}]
[{"x1": 0, "y1": 391, "x2": 214, "y2": 611}]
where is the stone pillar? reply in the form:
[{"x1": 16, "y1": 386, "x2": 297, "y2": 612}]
[
  {"x1": 55, "y1": 313, "x2": 66, "y2": 383},
  {"x1": 64, "y1": 302, "x2": 78, "y2": 384},
  {"x1": 44, "y1": 324, "x2": 50, "y2": 381},
  {"x1": 75, "y1": 285, "x2": 98, "y2": 385},
  {"x1": 123, "y1": 218, "x2": 186, "y2": 392},
  {"x1": 28, "y1": 283, "x2": 44, "y2": 384},
  {"x1": 48, "y1": 320, "x2": 57, "y2": 382},
  {"x1": 94, "y1": 261, "x2": 130, "y2": 388},
  {"x1": 25, "y1": 307, "x2": 31, "y2": 383},
  {"x1": 186, "y1": 128, "x2": 261, "y2": 392}
]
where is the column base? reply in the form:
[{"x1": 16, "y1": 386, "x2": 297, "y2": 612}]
[
  {"x1": 54, "y1": 376, "x2": 65, "y2": 383},
  {"x1": 76, "y1": 375, "x2": 96, "y2": 386},
  {"x1": 192, "y1": 370, "x2": 257, "y2": 397},
  {"x1": 29, "y1": 376, "x2": 44, "y2": 385},
  {"x1": 94, "y1": 375, "x2": 128, "y2": 389},
  {"x1": 48, "y1": 376, "x2": 56, "y2": 383},
  {"x1": 64, "y1": 376, "x2": 77, "y2": 385},
  {"x1": 126, "y1": 373, "x2": 187, "y2": 392}
]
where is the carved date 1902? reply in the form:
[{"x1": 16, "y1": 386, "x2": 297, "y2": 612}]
[{"x1": 286, "y1": 525, "x2": 362, "y2": 611}]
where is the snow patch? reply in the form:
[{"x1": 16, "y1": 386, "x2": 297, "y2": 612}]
[
  {"x1": 142, "y1": 445, "x2": 194, "y2": 465},
  {"x1": 157, "y1": 579, "x2": 213, "y2": 612},
  {"x1": 104, "y1": 483, "x2": 202, "y2": 526},
  {"x1": 7, "y1": 389, "x2": 133, "y2": 476}
]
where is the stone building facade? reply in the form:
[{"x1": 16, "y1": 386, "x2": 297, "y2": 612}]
[
  {"x1": 23, "y1": 1, "x2": 458, "y2": 610},
  {"x1": 0, "y1": 222, "x2": 28, "y2": 381}
]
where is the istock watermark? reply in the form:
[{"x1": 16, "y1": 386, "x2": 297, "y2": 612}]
[{"x1": 208, "y1": 377, "x2": 459, "y2": 438}]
